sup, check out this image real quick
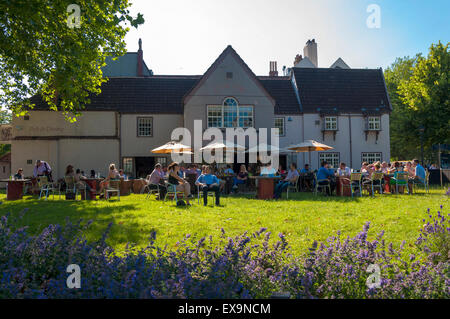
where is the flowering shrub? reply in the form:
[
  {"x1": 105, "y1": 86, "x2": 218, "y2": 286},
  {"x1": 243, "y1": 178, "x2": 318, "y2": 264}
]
[{"x1": 0, "y1": 206, "x2": 448, "y2": 299}]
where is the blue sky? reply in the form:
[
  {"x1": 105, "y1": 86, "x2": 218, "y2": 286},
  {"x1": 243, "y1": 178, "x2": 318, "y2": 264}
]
[{"x1": 124, "y1": 0, "x2": 449, "y2": 75}]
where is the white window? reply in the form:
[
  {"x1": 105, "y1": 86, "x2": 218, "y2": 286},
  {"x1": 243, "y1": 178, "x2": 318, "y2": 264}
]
[
  {"x1": 274, "y1": 118, "x2": 285, "y2": 136},
  {"x1": 137, "y1": 117, "x2": 153, "y2": 137},
  {"x1": 368, "y1": 116, "x2": 381, "y2": 130},
  {"x1": 155, "y1": 157, "x2": 167, "y2": 166},
  {"x1": 319, "y1": 152, "x2": 340, "y2": 169},
  {"x1": 123, "y1": 157, "x2": 133, "y2": 174},
  {"x1": 362, "y1": 152, "x2": 382, "y2": 164},
  {"x1": 324, "y1": 116, "x2": 337, "y2": 130},
  {"x1": 207, "y1": 98, "x2": 253, "y2": 128}
]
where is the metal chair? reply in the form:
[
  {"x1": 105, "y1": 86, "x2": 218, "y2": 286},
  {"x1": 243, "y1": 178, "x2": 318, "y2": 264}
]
[
  {"x1": 38, "y1": 176, "x2": 57, "y2": 200},
  {"x1": 105, "y1": 180, "x2": 120, "y2": 200},
  {"x1": 197, "y1": 184, "x2": 216, "y2": 204},
  {"x1": 64, "y1": 176, "x2": 79, "y2": 200},
  {"x1": 286, "y1": 176, "x2": 299, "y2": 199},
  {"x1": 411, "y1": 170, "x2": 430, "y2": 194},
  {"x1": 362, "y1": 172, "x2": 384, "y2": 196},
  {"x1": 392, "y1": 172, "x2": 409, "y2": 194},
  {"x1": 164, "y1": 183, "x2": 185, "y2": 202},
  {"x1": 144, "y1": 182, "x2": 161, "y2": 199},
  {"x1": 314, "y1": 174, "x2": 331, "y2": 196},
  {"x1": 341, "y1": 173, "x2": 363, "y2": 197}
]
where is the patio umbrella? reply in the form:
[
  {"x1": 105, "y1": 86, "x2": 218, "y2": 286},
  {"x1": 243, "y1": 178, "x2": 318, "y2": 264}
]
[
  {"x1": 200, "y1": 141, "x2": 246, "y2": 152},
  {"x1": 151, "y1": 141, "x2": 192, "y2": 154},
  {"x1": 287, "y1": 140, "x2": 334, "y2": 165}
]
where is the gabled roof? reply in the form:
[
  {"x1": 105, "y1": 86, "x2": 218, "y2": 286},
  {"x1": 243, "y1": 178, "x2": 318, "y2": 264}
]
[
  {"x1": 330, "y1": 58, "x2": 350, "y2": 69},
  {"x1": 294, "y1": 56, "x2": 316, "y2": 68},
  {"x1": 102, "y1": 53, "x2": 153, "y2": 77},
  {"x1": 183, "y1": 45, "x2": 275, "y2": 106},
  {"x1": 292, "y1": 67, "x2": 391, "y2": 113},
  {"x1": 258, "y1": 77, "x2": 301, "y2": 114},
  {"x1": 30, "y1": 76, "x2": 200, "y2": 114}
]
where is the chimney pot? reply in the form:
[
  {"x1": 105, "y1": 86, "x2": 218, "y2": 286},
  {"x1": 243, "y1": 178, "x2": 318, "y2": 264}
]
[
  {"x1": 137, "y1": 38, "x2": 143, "y2": 77},
  {"x1": 269, "y1": 61, "x2": 278, "y2": 77}
]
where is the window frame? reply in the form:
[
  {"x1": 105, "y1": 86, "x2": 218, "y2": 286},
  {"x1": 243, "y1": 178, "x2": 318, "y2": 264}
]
[
  {"x1": 361, "y1": 152, "x2": 382, "y2": 164},
  {"x1": 136, "y1": 117, "x2": 153, "y2": 137},
  {"x1": 207, "y1": 98, "x2": 254, "y2": 129},
  {"x1": 367, "y1": 116, "x2": 381, "y2": 131},
  {"x1": 324, "y1": 116, "x2": 338, "y2": 131},
  {"x1": 318, "y1": 152, "x2": 340, "y2": 169},
  {"x1": 274, "y1": 117, "x2": 285, "y2": 137},
  {"x1": 122, "y1": 157, "x2": 134, "y2": 175}
]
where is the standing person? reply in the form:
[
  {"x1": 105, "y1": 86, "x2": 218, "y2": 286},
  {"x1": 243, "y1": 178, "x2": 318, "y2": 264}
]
[
  {"x1": 317, "y1": 161, "x2": 336, "y2": 195},
  {"x1": 167, "y1": 162, "x2": 192, "y2": 205},
  {"x1": 145, "y1": 163, "x2": 167, "y2": 199},
  {"x1": 98, "y1": 164, "x2": 120, "y2": 197},
  {"x1": 195, "y1": 165, "x2": 221, "y2": 206},
  {"x1": 33, "y1": 160, "x2": 53, "y2": 181},
  {"x1": 274, "y1": 163, "x2": 299, "y2": 199}
]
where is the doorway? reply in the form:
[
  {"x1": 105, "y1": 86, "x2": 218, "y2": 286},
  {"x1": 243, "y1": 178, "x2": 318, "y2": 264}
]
[{"x1": 135, "y1": 157, "x2": 155, "y2": 178}]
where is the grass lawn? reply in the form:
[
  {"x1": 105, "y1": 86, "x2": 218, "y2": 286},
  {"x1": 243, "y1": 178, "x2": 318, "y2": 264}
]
[{"x1": 0, "y1": 188, "x2": 448, "y2": 256}]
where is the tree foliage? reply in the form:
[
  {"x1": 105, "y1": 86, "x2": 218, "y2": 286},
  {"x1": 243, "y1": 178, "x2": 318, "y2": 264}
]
[
  {"x1": 0, "y1": 0, "x2": 144, "y2": 121},
  {"x1": 385, "y1": 42, "x2": 449, "y2": 161}
]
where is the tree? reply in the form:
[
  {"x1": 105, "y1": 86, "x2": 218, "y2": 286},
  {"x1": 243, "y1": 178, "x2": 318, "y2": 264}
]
[
  {"x1": 0, "y1": 0, "x2": 144, "y2": 121},
  {"x1": 385, "y1": 42, "x2": 450, "y2": 161},
  {"x1": 0, "y1": 110, "x2": 11, "y2": 156}
]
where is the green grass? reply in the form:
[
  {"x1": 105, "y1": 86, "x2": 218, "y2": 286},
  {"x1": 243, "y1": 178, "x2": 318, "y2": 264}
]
[{"x1": 0, "y1": 188, "x2": 448, "y2": 256}]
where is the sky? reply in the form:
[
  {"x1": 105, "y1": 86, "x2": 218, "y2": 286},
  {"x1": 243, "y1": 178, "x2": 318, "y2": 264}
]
[{"x1": 122, "y1": 0, "x2": 449, "y2": 76}]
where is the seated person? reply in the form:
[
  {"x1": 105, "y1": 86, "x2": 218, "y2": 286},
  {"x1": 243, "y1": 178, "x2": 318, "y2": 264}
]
[
  {"x1": 118, "y1": 169, "x2": 127, "y2": 179},
  {"x1": 317, "y1": 161, "x2": 336, "y2": 195},
  {"x1": 300, "y1": 164, "x2": 310, "y2": 174},
  {"x1": 224, "y1": 165, "x2": 235, "y2": 175},
  {"x1": 232, "y1": 165, "x2": 249, "y2": 190},
  {"x1": 299, "y1": 164, "x2": 313, "y2": 190},
  {"x1": 185, "y1": 164, "x2": 200, "y2": 178},
  {"x1": 167, "y1": 162, "x2": 192, "y2": 205},
  {"x1": 177, "y1": 165, "x2": 186, "y2": 178},
  {"x1": 277, "y1": 165, "x2": 287, "y2": 177},
  {"x1": 260, "y1": 163, "x2": 276, "y2": 176},
  {"x1": 408, "y1": 159, "x2": 426, "y2": 192},
  {"x1": 195, "y1": 165, "x2": 221, "y2": 206},
  {"x1": 65, "y1": 165, "x2": 91, "y2": 193},
  {"x1": 404, "y1": 161, "x2": 415, "y2": 178},
  {"x1": 14, "y1": 168, "x2": 24, "y2": 180},
  {"x1": 274, "y1": 163, "x2": 299, "y2": 199},
  {"x1": 98, "y1": 163, "x2": 120, "y2": 197},
  {"x1": 337, "y1": 162, "x2": 351, "y2": 177},
  {"x1": 145, "y1": 163, "x2": 167, "y2": 199},
  {"x1": 381, "y1": 161, "x2": 389, "y2": 173},
  {"x1": 361, "y1": 162, "x2": 370, "y2": 177}
]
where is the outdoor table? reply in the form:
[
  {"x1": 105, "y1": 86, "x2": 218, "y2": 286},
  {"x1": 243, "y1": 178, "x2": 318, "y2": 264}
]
[
  {"x1": 132, "y1": 179, "x2": 146, "y2": 194},
  {"x1": 82, "y1": 178, "x2": 103, "y2": 200},
  {"x1": 119, "y1": 179, "x2": 133, "y2": 195},
  {"x1": 249, "y1": 176, "x2": 280, "y2": 200},
  {"x1": 0, "y1": 179, "x2": 30, "y2": 200},
  {"x1": 336, "y1": 176, "x2": 352, "y2": 196}
]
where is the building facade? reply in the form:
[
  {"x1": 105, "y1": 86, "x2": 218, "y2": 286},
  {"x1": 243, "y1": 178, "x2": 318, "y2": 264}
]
[{"x1": 10, "y1": 40, "x2": 391, "y2": 179}]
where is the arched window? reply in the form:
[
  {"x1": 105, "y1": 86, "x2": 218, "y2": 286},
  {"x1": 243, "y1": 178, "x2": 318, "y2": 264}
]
[{"x1": 207, "y1": 98, "x2": 254, "y2": 128}]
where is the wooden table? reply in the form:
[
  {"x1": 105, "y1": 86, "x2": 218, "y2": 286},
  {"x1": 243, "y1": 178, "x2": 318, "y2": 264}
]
[
  {"x1": 132, "y1": 179, "x2": 146, "y2": 194},
  {"x1": 336, "y1": 176, "x2": 352, "y2": 196},
  {"x1": 0, "y1": 179, "x2": 30, "y2": 200},
  {"x1": 249, "y1": 176, "x2": 280, "y2": 199},
  {"x1": 82, "y1": 178, "x2": 103, "y2": 200},
  {"x1": 119, "y1": 179, "x2": 133, "y2": 195}
]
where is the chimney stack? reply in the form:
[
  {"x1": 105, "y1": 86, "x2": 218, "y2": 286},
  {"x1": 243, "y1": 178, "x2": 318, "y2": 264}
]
[
  {"x1": 269, "y1": 61, "x2": 278, "y2": 77},
  {"x1": 137, "y1": 38, "x2": 143, "y2": 77},
  {"x1": 303, "y1": 39, "x2": 318, "y2": 67},
  {"x1": 293, "y1": 54, "x2": 303, "y2": 66}
]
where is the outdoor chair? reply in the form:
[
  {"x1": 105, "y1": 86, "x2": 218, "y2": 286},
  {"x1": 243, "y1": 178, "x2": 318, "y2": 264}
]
[
  {"x1": 341, "y1": 173, "x2": 363, "y2": 197},
  {"x1": 362, "y1": 172, "x2": 384, "y2": 196},
  {"x1": 105, "y1": 180, "x2": 120, "y2": 200},
  {"x1": 143, "y1": 182, "x2": 161, "y2": 199},
  {"x1": 197, "y1": 184, "x2": 216, "y2": 204},
  {"x1": 164, "y1": 183, "x2": 185, "y2": 202},
  {"x1": 392, "y1": 172, "x2": 409, "y2": 195},
  {"x1": 410, "y1": 170, "x2": 430, "y2": 194},
  {"x1": 63, "y1": 176, "x2": 81, "y2": 200},
  {"x1": 38, "y1": 176, "x2": 57, "y2": 200},
  {"x1": 286, "y1": 176, "x2": 299, "y2": 199},
  {"x1": 314, "y1": 174, "x2": 331, "y2": 196}
]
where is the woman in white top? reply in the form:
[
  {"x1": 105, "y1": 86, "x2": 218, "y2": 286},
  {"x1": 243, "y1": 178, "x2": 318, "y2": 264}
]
[{"x1": 99, "y1": 164, "x2": 119, "y2": 196}]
